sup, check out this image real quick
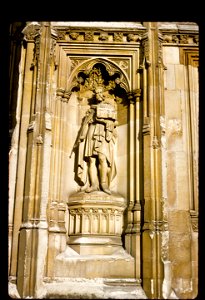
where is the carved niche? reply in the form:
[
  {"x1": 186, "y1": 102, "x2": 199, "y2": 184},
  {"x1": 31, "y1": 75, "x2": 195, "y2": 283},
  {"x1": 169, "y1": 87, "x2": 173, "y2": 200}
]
[{"x1": 68, "y1": 58, "x2": 130, "y2": 103}]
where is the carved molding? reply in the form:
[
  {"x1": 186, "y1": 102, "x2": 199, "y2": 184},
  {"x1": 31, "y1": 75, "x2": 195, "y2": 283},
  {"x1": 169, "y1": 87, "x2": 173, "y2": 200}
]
[
  {"x1": 179, "y1": 47, "x2": 199, "y2": 67},
  {"x1": 162, "y1": 33, "x2": 199, "y2": 46},
  {"x1": 143, "y1": 219, "x2": 168, "y2": 232},
  {"x1": 55, "y1": 28, "x2": 144, "y2": 43},
  {"x1": 68, "y1": 206, "x2": 124, "y2": 235},
  {"x1": 69, "y1": 207, "x2": 122, "y2": 215}
]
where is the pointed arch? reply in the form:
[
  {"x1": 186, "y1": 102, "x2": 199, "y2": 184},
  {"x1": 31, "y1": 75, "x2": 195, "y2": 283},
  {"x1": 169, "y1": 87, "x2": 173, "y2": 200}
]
[{"x1": 67, "y1": 57, "x2": 131, "y2": 94}]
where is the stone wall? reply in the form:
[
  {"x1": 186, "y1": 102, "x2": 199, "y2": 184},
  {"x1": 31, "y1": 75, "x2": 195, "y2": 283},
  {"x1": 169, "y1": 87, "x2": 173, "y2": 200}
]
[{"x1": 8, "y1": 21, "x2": 199, "y2": 299}]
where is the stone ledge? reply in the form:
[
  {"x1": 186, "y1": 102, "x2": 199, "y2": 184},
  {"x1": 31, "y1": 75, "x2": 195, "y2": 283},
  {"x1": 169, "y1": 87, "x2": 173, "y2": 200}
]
[
  {"x1": 68, "y1": 190, "x2": 126, "y2": 207},
  {"x1": 43, "y1": 278, "x2": 147, "y2": 299}
]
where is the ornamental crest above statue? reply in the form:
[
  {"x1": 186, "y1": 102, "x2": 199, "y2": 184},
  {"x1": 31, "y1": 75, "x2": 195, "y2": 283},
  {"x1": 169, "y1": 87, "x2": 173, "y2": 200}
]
[{"x1": 69, "y1": 59, "x2": 130, "y2": 103}]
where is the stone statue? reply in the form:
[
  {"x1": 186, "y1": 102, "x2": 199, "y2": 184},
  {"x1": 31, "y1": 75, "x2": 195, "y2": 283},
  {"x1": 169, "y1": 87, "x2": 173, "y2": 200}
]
[{"x1": 72, "y1": 86, "x2": 118, "y2": 194}]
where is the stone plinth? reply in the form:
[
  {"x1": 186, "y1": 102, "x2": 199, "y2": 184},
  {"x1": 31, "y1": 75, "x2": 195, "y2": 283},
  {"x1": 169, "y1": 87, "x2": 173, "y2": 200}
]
[
  {"x1": 51, "y1": 191, "x2": 136, "y2": 281},
  {"x1": 55, "y1": 246, "x2": 135, "y2": 278},
  {"x1": 67, "y1": 191, "x2": 126, "y2": 255}
]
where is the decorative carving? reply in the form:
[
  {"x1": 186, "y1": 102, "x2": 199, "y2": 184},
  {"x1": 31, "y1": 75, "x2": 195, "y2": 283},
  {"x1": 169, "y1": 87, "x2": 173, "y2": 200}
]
[
  {"x1": 57, "y1": 30, "x2": 66, "y2": 40},
  {"x1": 55, "y1": 27, "x2": 145, "y2": 44},
  {"x1": 127, "y1": 89, "x2": 141, "y2": 103},
  {"x1": 179, "y1": 34, "x2": 188, "y2": 44},
  {"x1": 50, "y1": 35, "x2": 57, "y2": 63},
  {"x1": 69, "y1": 32, "x2": 79, "y2": 40},
  {"x1": 150, "y1": 220, "x2": 164, "y2": 232},
  {"x1": 113, "y1": 32, "x2": 123, "y2": 42},
  {"x1": 193, "y1": 35, "x2": 199, "y2": 44},
  {"x1": 163, "y1": 35, "x2": 173, "y2": 43},
  {"x1": 67, "y1": 192, "x2": 126, "y2": 240},
  {"x1": 162, "y1": 33, "x2": 199, "y2": 45},
  {"x1": 111, "y1": 59, "x2": 129, "y2": 72},
  {"x1": 179, "y1": 47, "x2": 199, "y2": 67},
  {"x1": 127, "y1": 33, "x2": 140, "y2": 42},
  {"x1": 141, "y1": 33, "x2": 151, "y2": 67},
  {"x1": 172, "y1": 34, "x2": 179, "y2": 43},
  {"x1": 84, "y1": 31, "x2": 94, "y2": 41},
  {"x1": 33, "y1": 36, "x2": 40, "y2": 62},
  {"x1": 22, "y1": 22, "x2": 41, "y2": 41},
  {"x1": 99, "y1": 33, "x2": 109, "y2": 41},
  {"x1": 158, "y1": 33, "x2": 167, "y2": 70},
  {"x1": 70, "y1": 58, "x2": 90, "y2": 72},
  {"x1": 69, "y1": 59, "x2": 129, "y2": 103}
]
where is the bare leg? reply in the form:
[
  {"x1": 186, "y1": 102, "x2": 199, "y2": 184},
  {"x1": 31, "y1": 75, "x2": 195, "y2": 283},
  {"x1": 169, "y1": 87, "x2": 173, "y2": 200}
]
[
  {"x1": 85, "y1": 157, "x2": 98, "y2": 193},
  {"x1": 98, "y1": 153, "x2": 111, "y2": 194}
]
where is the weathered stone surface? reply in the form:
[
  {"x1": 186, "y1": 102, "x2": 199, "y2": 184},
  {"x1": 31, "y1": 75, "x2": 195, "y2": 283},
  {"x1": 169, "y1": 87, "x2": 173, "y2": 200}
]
[{"x1": 44, "y1": 278, "x2": 147, "y2": 299}]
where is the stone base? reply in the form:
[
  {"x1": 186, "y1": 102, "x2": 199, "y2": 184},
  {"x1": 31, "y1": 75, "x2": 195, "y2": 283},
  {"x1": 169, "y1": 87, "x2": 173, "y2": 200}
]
[
  {"x1": 43, "y1": 278, "x2": 147, "y2": 299},
  {"x1": 67, "y1": 191, "x2": 127, "y2": 255},
  {"x1": 54, "y1": 246, "x2": 135, "y2": 278}
]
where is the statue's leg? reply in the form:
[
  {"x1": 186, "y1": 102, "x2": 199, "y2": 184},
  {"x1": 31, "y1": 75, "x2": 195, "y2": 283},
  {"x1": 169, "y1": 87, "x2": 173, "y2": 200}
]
[
  {"x1": 85, "y1": 157, "x2": 98, "y2": 193},
  {"x1": 98, "y1": 153, "x2": 111, "y2": 194}
]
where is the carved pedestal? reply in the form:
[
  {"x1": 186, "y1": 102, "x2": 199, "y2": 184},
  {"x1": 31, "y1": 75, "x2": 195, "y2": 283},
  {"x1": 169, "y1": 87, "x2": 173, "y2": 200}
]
[
  {"x1": 67, "y1": 191, "x2": 126, "y2": 255},
  {"x1": 53, "y1": 191, "x2": 136, "y2": 280}
]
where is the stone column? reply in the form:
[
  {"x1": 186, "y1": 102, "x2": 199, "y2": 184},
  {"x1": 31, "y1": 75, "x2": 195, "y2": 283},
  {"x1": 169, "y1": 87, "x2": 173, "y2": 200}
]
[
  {"x1": 141, "y1": 22, "x2": 164, "y2": 299},
  {"x1": 16, "y1": 22, "x2": 56, "y2": 298},
  {"x1": 9, "y1": 22, "x2": 38, "y2": 284},
  {"x1": 124, "y1": 93, "x2": 135, "y2": 252},
  {"x1": 132, "y1": 89, "x2": 143, "y2": 280}
]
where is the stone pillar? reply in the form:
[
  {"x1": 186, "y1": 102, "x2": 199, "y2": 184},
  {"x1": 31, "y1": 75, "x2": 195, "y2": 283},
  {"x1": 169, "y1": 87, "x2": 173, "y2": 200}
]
[
  {"x1": 141, "y1": 22, "x2": 164, "y2": 299},
  {"x1": 125, "y1": 89, "x2": 143, "y2": 280},
  {"x1": 16, "y1": 22, "x2": 56, "y2": 298},
  {"x1": 9, "y1": 22, "x2": 38, "y2": 285},
  {"x1": 67, "y1": 191, "x2": 126, "y2": 255}
]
